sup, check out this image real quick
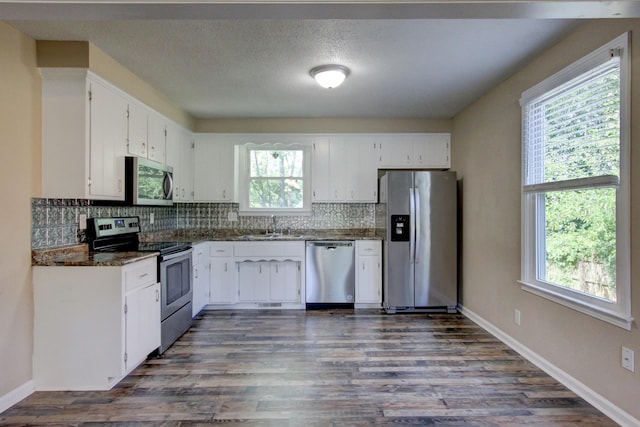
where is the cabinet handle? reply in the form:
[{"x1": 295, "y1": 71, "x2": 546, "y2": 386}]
[
  {"x1": 118, "y1": 179, "x2": 123, "y2": 192},
  {"x1": 194, "y1": 268, "x2": 199, "y2": 279},
  {"x1": 362, "y1": 261, "x2": 365, "y2": 270},
  {"x1": 139, "y1": 273, "x2": 148, "y2": 278},
  {"x1": 155, "y1": 289, "x2": 159, "y2": 302},
  {"x1": 182, "y1": 189, "x2": 185, "y2": 198},
  {"x1": 224, "y1": 262, "x2": 228, "y2": 272},
  {"x1": 275, "y1": 264, "x2": 279, "y2": 274},
  {"x1": 259, "y1": 265, "x2": 262, "y2": 274},
  {"x1": 222, "y1": 190, "x2": 226, "y2": 199}
]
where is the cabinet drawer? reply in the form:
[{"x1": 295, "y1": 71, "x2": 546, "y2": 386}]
[
  {"x1": 192, "y1": 242, "x2": 209, "y2": 265},
  {"x1": 124, "y1": 257, "x2": 157, "y2": 292},
  {"x1": 356, "y1": 240, "x2": 381, "y2": 256},
  {"x1": 210, "y1": 242, "x2": 234, "y2": 257}
]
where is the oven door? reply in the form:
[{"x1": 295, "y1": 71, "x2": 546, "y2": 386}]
[{"x1": 159, "y1": 249, "x2": 193, "y2": 321}]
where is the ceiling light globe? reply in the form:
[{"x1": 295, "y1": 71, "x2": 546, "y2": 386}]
[{"x1": 310, "y1": 65, "x2": 350, "y2": 89}]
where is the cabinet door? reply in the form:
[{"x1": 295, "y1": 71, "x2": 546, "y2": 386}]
[
  {"x1": 147, "y1": 111, "x2": 166, "y2": 163},
  {"x1": 127, "y1": 100, "x2": 148, "y2": 158},
  {"x1": 312, "y1": 137, "x2": 346, "y2": 202},
  {"x1": 179, "y1": 131, "x2": 194, "y2": 201},
  {"x1": 210, "y1": 258, "x2": 237, "y2": 304},
  {"x1": 140, "y1": 283, "x2": 161, "y2": 357},
  {"x1": 237, "y1": 262, "x2": 269, "y2": 302},
  {"x1": 192, "y1": 262, "x2": 210, "y2": 316},
  {"x1": 356, "y1": 241, "x2": 382, "y2": 304},
  {"x1": 193, "y1": 136, "x2": 234, "y2": 202},
  {"x1": 312, "y1": 137, "x2": 331, "y2": 202},
  {"x1": 356, "y1": 256, "x2": 382, "y2": 303},
  {"x1": 216, "y1": 141, "x2": 235, "y2": 201},
  {"x1": 377, "y1": 135, "x2": 413, "y2": 168},
  {"x1": 88, "y1": 78, "x2": 128, "y2": 199},
  {"x1": 269, "y1": 261, "x2": 300, "y2": 302},
  {"x1": 413, "y1": 134, "x2": 450, "y2": 169},
  {"x1": 165, "y1": 122, "x2": 181, "y2": 200},
  {"x1": 345, "y1": 136, "x2": 377, "y2": 202},
  {"x1": 125, "y1": 282, "x2": 160, "y2": 371}
]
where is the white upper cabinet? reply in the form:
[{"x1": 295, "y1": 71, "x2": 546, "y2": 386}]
[
  {"x1": 41, "y1": 69, "x2": 128, "y2": 201},
  {"x1": 165, "y1": 123, "x2": 194, "y2": 202},
  {"x1": 147, "y1": 110, "x2": 167, "y2": 164},
  {"x1": 127, "y1": 101, "x2": 167, "y2": 164},
  {"x1": 312, "y1": 135, "x2": 378, "y2": 203},
  {"x1": 376, "y1": 133, "x2": 450, "y2": 169},
  {"x1": 344, "y1": 136, "x2": 377, "y2": 202},
  {"x1": 126, "y1": 100, "x2": 148, "y2": 158},
  {"x1": 312, "y1": 137, "x2": 346, "y2": 202},
  {"x1": 412, "y1": 133, "x2": 450, "y2": 168},
  {"x1": 193, "y1": 134, "x2": 235, "y2": 202}
]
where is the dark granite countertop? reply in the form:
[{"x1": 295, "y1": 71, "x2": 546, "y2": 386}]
[
  {"x1": 32, "y1": 244, "x2": 158, "y2": 267},
  {"x1": 32, "y1": 229, "x2": 382, "y2": 266},
  {"x1": 140, "y1": 228, "x2": 383, "y2": 243}
]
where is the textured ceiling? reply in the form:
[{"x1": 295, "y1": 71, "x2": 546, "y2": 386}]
[
  {"x1": 10, "y1": 1, "x2": 633, "y2": 119},
  {"x1": 11, "y1": 18, "x2": 580, "y2": 119}
]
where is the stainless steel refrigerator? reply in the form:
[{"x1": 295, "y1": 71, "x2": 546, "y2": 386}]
[{"x1": 380, "y1": 170, "x2": 457, "y2": 313}]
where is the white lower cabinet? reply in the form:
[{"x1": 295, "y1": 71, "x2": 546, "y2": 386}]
[
  {"x1": 192, "y1": 242, "x2": 210, "y2": 316},
  {"x1": 237, "y1": 260, "x2": 301, "y2": 303},
  {"x1": 238, "y1": 261, "x2": 270, "y2": 302},
  {"x1": 269, "y1": 261, "x2": 301, "y2": 302},
  {"x1": 209, "y1": 242, "x2": 237, "y2": 304},
  {"x1": 33, "y1": 257, "x2": 160, "y2": 390},
  {"x1": 355, "y1": 240, "x2": 382, "y2": 306},
  {"x1": 125, "y1": 280, "x2": 161, "y2": 369}
]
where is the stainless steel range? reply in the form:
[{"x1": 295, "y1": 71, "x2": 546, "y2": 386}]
[{"x1": 87, "y1": 217, "x2": 193, "y2": 354}]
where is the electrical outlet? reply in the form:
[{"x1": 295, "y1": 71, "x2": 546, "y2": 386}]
[
  {"x1": 622, "y1": 347, "x2": 635, "y2": 372},
  {"x1": 79, "y1": 214, "x2": 87, "y2": 230},
  {"x1": 514, "y1": 309, "x2": 521, "y2": 326},
  {"x1": 150, "y1": 212, "x2": 155, "y2": 225},
  {"x1": 228, "y1": 211, "x2": 238, "y2": 222}
]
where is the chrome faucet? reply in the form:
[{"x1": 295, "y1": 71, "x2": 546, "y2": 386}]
[{"x1": 271, "y1": 215, "x2": 277, "y2": 234}]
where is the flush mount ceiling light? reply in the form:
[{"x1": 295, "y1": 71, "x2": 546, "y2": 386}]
[{"x1": 310, "y1": 64, "x2": 350, "y2": 89}]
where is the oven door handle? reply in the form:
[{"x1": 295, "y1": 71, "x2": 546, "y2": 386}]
[{"x1": 160, "y1": 248, "x2": 193, "y2": 262}]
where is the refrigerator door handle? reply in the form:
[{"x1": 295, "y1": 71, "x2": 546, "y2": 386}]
[
  {"x1": 414, "y1": 188, "x2": 421, "y2": 264},
  {"x1": 409, "y1": 187, "x2": 416, "y2": 264}
]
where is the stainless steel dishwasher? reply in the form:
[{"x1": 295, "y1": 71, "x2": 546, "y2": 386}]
[{"x1": 305, "y1": 241, "x2": 355, "y2": 308}]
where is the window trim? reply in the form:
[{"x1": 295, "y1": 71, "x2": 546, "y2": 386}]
[
  {"x1": 237, "y1": 142, "x2": 312, "y2": 216},
  {"x1": 519, "y1": 32, "x2": 632, "y2": 330}
]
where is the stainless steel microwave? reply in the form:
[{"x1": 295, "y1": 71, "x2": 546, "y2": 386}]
[{"x1": 125, "y1": 156, "x2": 173, "y2": 206}]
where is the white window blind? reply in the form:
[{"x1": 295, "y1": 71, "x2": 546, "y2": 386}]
[{"x1": 522, "y1": 56, "x2": 621, "y2": 193}]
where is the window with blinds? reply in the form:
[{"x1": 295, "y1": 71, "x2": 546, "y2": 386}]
[
  {"x1": 522, "y1": 58, "x2": 621, "y2": 193},
  {"x1": 519, "y1": 33, "x2": 632, "y2": 330}
]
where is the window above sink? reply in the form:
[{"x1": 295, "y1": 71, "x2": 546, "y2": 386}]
[{"x1": 236, "y1": 141, "x2": 312, "y2": 216}]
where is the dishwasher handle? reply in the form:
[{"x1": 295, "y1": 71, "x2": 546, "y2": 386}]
[{"x1": 307, "y1": 241, "x2": 354, "y2": 249}]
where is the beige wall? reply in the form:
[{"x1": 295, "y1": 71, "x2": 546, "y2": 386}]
[
  {"x1": 452, "y1": 19, "x2": 640, "y2": 419},
  {"x1": 34, "y1": 41, "x2": 193, "y2": 130},
  {"x1": 195, "y1": 117, "x2": 452, "y2": 133},
  {"x1": 0, "y1": 22, "x2": 40, "y2": 396}
]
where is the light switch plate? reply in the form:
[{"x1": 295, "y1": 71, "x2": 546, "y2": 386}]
[
  {"x1": 228, "y1": 211, "x2": 238, "y2": 222},
  {"x1": 150, "y1": 212, "x2": 155, "y2": 225}
]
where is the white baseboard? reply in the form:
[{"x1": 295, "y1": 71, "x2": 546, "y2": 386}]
[
  {"x1": 0, "y1": 380, "x2": 34, "y2": 414},
  {"x1": 460, "y1": 305, "x2": 639, "y2": 427}
]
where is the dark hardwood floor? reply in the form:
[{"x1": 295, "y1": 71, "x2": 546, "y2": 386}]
[{"x1": 1, "y1": 310, "x2": 617, "y2": 426}]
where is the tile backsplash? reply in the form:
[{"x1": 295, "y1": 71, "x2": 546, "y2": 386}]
[{"x1": 31, "y1": 198, "x2": 377, "y2": 249}]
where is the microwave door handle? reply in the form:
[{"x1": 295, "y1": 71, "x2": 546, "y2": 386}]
[{"x1": 163, "y1": 172, "x2": 174, "y2": 199}]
